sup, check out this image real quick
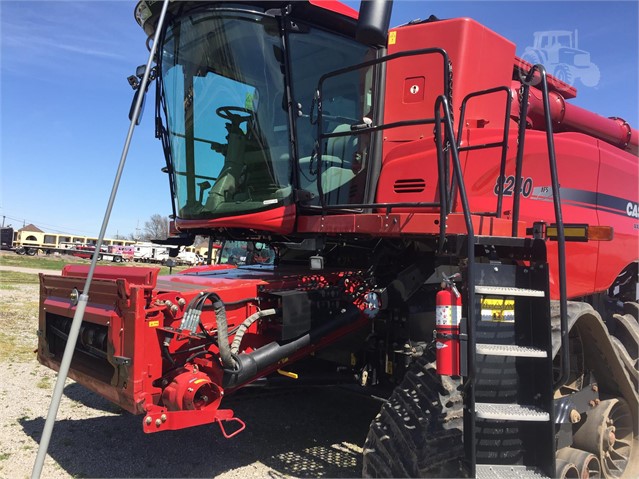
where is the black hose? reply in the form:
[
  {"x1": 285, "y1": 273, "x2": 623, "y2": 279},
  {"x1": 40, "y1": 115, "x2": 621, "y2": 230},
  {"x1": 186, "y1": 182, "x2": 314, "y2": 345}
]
[
  {"x1": 161, "y1": 341, "x2": 175, "y2": 366},
  {"x1": 224, "y1": 305, "x2": 360, "y2": 388}
]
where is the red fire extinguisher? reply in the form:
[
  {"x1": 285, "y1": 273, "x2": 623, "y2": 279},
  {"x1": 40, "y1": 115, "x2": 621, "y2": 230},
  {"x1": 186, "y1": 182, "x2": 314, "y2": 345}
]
[{"x1": 435, "y1": 273, "x2": 462, "y2": 376}]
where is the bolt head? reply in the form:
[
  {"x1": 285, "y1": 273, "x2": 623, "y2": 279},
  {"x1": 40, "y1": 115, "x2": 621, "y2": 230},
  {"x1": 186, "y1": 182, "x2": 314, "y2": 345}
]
[
  {"x1": 160, "y1": 414, "x2": 167, "y2": 422},
  {"x1": 155, "y1": 419, "x2": 162, "y2": 427},
  {"x1": 569, "y1": 409, "x2": 581, "y2": 424},
  {"x1": 145, "y1": 416, "x2": 152, "y2": 425}
]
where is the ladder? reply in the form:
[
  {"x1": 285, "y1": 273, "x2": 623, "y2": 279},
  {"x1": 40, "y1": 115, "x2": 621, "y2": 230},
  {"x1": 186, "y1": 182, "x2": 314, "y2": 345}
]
[
  {"x1": 465, "y1": 239, "x2": 555, "y2": 478},
  {"x1": 433, "y1": 64, "x2": 568, "y2": 478}
]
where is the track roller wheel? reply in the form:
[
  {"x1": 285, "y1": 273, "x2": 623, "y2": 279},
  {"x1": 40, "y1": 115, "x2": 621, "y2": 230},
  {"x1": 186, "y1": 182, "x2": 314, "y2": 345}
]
[
  {"x1": 573, "y1": 398, "x2": 634, "y2": 478},
  {"x1": 610, "y1": 308, "x2": 639, "y2": 385},
  {"x1": 362, "y1": 353, "x2": 465, "y2": 478},
  {"x1": 557, "y1": 447, "x2": 601, "y2": 478},
  {"x1": 556, "y1": 458, "x2": 580, "y2": 479},
  {"x1": 623, "y1": 303, "x2": 638, "y2": 322}
]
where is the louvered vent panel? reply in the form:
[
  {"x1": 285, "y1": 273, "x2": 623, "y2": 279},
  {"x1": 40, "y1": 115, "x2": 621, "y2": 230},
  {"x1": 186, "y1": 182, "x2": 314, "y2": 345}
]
[{"x1": 393, "y1": 178, "x2": 426, "y2": 193}]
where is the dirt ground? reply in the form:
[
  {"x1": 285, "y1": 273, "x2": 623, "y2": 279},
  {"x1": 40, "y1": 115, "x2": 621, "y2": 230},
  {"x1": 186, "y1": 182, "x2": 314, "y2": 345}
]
[
  {"x1": 2, "y1": 267, "x2": 637, "y2": 478},
  {"x1": 0, "y1": 275, "x2": 381, "y2": 479}
]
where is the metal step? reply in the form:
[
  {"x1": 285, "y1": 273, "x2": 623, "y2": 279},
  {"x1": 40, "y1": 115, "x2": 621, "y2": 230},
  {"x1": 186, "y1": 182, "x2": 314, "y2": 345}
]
[
  {"x1": 476, "y1": 465, "x2": 549, "y2": 479},
  {"x1": 476, "y1": 343, "x2": 547, "y2": 358},
  {"x1": 475, "y1": 285, "x2": 545, "y2": 297},
  {"x1": 475, "y1": 403, "x2": 550, "y2": 421}
]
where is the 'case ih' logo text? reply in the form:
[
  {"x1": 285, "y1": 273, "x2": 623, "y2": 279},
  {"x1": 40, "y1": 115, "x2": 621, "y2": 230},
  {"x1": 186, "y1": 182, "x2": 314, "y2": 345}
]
[{"x1": 627, "y1": 202, "x2": 639, "y2": 219}]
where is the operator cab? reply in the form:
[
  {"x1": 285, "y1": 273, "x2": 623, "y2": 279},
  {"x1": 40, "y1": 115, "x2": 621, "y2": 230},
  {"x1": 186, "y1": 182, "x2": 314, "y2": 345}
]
[{"x1": 143, "y1": 1, "x2": 381, "y2": 231}]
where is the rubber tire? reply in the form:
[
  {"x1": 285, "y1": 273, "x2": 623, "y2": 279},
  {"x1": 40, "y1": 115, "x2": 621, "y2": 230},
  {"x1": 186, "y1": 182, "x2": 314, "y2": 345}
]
[{"x1": 362, "y1": 353, "x2": 466, "y2": 478}]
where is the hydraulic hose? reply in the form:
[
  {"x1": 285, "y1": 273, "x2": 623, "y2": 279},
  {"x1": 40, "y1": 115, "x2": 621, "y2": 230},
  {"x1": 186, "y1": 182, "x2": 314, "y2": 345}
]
[
  {"x1": 212, "y1": 297, "x2": 236, "y2": 369},
  {"x1": 230, "y1": 308, "x2": 278, "y2": 354},
  {"x1": 224, "y1": 305, "x2": 360, "y2": 388},
  {"x1": 180, "y1": 291, "x2": 236, "y2": 369}
]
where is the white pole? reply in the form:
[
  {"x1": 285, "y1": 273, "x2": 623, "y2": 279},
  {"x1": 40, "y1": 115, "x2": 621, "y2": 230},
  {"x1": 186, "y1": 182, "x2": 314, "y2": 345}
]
[{"x1": 31, "y1": 1, "x2": 171, "y2": 477}]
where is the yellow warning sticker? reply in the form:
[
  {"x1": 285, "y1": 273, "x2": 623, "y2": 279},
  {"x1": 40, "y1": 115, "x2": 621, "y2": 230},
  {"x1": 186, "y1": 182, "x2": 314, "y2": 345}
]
[
  {"x1": 481, "y1": 298, "x2": 515, "y2": 322},
  {"x1": 388, "y1": 31, "x2": 397, "y2": 45},
  {"x1": 148, "y1": 320, "x2": 160, "y2": 328}
]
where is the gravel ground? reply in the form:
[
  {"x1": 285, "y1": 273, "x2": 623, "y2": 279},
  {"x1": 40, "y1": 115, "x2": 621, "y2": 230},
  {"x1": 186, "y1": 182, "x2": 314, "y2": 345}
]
[
  {"x1": 2, "y1": 267, "x2": 638, "y2": 478},
  {"x1": 0, "y1": 273, "x2": 382, "y2": 479}
]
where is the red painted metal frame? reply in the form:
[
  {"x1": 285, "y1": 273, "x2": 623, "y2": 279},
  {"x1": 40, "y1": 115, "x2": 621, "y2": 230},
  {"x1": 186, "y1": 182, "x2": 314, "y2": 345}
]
[
  {"x1": 38, "y1": 265, "x2": 373, "y2": 433},
  {"x1": 174, "y1": 204, "x2": 296, "y2": 235},
  {"x1": 297, "y1": 213, "x2": 521, "y2": 238},
  {"x1": 308, "y1": 0, "x2": 357, "y2": 19}
]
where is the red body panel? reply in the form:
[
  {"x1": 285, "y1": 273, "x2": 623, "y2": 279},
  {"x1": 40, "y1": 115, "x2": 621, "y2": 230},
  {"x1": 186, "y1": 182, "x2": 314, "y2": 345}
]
[
  {"x1": 297, "y1": 212, "x2": 522, "y2": 238},
  {"x1": 175, "y1": 204, "x2": 296, "y2": 235},
  {"x1": 457, "y1": 128, "x2": 637, "y2": 298},
  {"x1": 383, "y1": 18, "x2": 515, "y2": 144},
  {"x1": 308, "y1": 0, "x2": 357, "y2": 19},
  {"x1": 179, "y1": 264, "x2": 237, "y2": 275}
]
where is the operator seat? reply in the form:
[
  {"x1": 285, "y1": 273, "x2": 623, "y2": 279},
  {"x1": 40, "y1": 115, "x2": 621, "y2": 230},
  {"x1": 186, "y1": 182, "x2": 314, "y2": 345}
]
[{"x1": 298, "y1": 123, "x2": 357, "y2": 199}]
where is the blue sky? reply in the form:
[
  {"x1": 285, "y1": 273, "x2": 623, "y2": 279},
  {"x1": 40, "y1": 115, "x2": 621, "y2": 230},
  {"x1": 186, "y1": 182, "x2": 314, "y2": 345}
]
[{"x1": 1, "y1": 0, "x2": 637, "y2": 238}]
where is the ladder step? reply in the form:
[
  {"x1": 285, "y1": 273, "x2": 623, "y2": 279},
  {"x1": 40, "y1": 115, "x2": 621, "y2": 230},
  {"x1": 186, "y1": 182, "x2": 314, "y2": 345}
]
[
  {"x1": 476, "y1": 343, "x2": 548, "y2": 358},
  {"x1": 476, "y1": 465, "x2": 549, "y2": 479},
  {"x1": 475, "y1": 403, "x2": 550, "y2": 421},
  {"x1": 475, "y1": 285, "x2": 545, "y2": 297}
]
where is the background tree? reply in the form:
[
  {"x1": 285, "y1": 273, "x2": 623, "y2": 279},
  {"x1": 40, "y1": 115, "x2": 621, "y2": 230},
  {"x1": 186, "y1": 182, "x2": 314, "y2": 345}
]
[{"x1": 141, "y1": 214, "x2": 169, "y2": 241}]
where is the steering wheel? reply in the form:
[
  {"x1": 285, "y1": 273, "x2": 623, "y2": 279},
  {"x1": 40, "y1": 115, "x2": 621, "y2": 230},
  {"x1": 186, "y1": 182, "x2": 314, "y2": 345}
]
[{"x1": 216, "y1": 106, "x2": 253, "y2": 125}]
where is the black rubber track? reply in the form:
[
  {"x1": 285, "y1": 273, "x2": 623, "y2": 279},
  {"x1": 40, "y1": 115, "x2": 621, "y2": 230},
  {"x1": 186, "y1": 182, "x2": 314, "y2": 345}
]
[{"x1": 362, "y1": 353, "x2": 466, "y2": 478}]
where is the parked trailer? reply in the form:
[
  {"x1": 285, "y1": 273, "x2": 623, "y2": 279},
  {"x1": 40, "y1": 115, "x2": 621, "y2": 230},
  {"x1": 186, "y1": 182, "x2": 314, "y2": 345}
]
[{"x1": 0, "y1": 227, "x2": 14, "y2": 250}]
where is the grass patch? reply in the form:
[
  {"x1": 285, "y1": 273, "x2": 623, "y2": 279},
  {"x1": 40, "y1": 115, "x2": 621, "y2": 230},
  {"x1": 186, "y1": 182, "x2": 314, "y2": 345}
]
[
  {"x1": 0, "y1": 452, "x2": 10, "y2": 460},
  {"x1": 0, "y1": 253, "x2": 85, "y2": 270},
  {"x1": 0, "y1": 291, "x2": 39, "y2": 363},
  {"x1": 0, "y1": 330, "x2": 36, "y2": 362},
  {"x1": 0, "y1": 253, "x2": 186, "y2": 275},
  {"x1": 0, "y1": 271, "x2": 40, "y2": 287},
  {"x1": 36, "y1": 376, "x2": 51, "y2": 389}
]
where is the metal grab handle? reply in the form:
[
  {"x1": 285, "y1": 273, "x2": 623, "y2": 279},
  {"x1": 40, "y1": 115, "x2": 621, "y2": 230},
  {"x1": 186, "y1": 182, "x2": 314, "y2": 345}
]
[{"x1": 217, "y1": 416, "x2": 247, "y2": 439}]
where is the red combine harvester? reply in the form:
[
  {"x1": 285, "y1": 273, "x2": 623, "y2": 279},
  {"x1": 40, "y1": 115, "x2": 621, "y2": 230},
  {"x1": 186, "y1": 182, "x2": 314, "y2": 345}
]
[{"x1": 37, "y1": 2, "x2": 638, "y2": 477}]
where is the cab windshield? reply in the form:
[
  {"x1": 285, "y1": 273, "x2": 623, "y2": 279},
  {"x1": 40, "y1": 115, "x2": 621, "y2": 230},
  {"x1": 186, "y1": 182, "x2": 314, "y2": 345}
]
[{"x1": 160, "y1": 10, "x2": 292, "y2": 219}]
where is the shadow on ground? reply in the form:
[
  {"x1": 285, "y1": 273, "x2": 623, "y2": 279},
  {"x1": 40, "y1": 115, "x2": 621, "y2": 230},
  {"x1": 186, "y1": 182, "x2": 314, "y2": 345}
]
[{"x1": 20, "y1": 385, "x2": 382, "y2": 478}]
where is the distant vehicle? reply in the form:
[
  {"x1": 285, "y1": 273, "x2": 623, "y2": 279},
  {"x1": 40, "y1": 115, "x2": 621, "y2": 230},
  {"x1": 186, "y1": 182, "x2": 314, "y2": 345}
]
[
  {"x1": 0, "y1": 227, "x2": 14, "y2": 250},
  {"x1": 156, "y1": 248, "x2": 202, "y2": 266},
  {"x1": 133, "y1": 242, "x2": 169, "y2": 263},
  {"x1": 521, "y1": 30, "x2": 600, "y2": 87},
  {"x1": 71, "y1": 244, "x2": 124, "y2": 263},
  {"x1": 109, "y1": 245, "x2": 135, "y2": 261}
]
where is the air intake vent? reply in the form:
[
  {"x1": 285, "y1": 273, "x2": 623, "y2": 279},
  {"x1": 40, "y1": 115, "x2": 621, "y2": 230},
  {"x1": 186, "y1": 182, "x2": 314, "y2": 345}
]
[{"x1": 394, "y1": 178, "x2": 426, "y2": 193}]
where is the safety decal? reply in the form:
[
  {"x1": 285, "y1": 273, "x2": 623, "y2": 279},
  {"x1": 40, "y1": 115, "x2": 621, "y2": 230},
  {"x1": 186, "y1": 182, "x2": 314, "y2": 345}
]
[
  {"x1": 436, "y1": 305, "x2": 462, "y2": 326},
  {"x1": 148, "y1": 320, "x2": 160, "y2": 328},
  {"x1": 480, "y1": 298, "x2": 514, "y2": 322},
  {"x1": 388, "y1": 31, "x2": 397, "y2": 45}
]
